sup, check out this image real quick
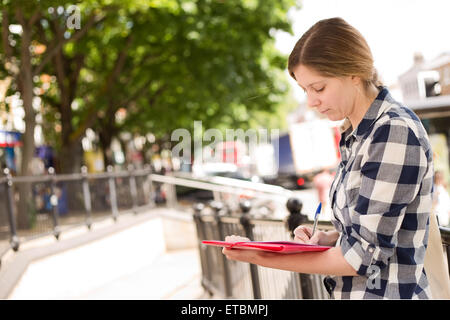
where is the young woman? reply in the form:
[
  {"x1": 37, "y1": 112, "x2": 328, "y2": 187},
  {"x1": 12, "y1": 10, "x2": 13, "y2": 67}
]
[{"x1": 222, "y1": 17, "x2": 434, "y2": 299}]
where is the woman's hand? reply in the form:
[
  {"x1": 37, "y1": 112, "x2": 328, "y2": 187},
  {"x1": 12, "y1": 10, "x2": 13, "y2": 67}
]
[
  {"x1": 224, "y1": 235, "x2": 250, "y2": 243},
  {"x1": 293, "y1": 226, "x2": 339, "y2": 247},
  {"x1": 221, "y1": 235, "x2": 271, "y2": 264}
]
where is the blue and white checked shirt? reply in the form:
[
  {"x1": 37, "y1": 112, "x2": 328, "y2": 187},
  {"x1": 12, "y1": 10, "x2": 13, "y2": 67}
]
[{"x1": 324, "y1": 87, "x2": 434, "y2": 299}]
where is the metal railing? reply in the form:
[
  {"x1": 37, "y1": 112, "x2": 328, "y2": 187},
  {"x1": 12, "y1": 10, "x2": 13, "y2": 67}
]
[
  {"x1": 1, "y1": 166, "x2": 449, "y2": 299},
  {"x1": 440, "y1": 226, "x2": 450, "y2": 276},
  {"x1": 0, "y1": 166, "x2": 292, "y2": 263},
  {"x1": 192, "y1": 197, "x2": 333, "y2": 299},
  {"x1": 192, "y1": 197, "x2": 450, "y2": 299},
  {"x1": 0, "y1": 165, "x2": 156, "y2": 260}
]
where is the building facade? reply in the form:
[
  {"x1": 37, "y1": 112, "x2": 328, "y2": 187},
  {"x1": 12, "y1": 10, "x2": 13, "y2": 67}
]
[{"x1": 398, "y1": 52, "x2": 450, "y2": 196}]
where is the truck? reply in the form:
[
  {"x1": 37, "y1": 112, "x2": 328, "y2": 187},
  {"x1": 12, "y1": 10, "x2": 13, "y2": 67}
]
[{"x1": 265, "y1": 119, "x2": 341, "y2": 190}]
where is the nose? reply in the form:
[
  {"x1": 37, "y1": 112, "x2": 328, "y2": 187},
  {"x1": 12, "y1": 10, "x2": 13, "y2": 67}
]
[{"x1": 307, "y1": 93, "x2": 320, "y2": 108}]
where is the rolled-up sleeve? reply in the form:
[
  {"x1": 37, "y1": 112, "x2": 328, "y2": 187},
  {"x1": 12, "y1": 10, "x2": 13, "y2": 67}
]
[{"x1": 340, "y1": 120, "x2": 428, "y2": 277}]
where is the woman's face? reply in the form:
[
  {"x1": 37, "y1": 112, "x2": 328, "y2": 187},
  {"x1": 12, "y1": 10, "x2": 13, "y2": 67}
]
[{"x1": 292, "y1": 64, "x2": 358, "y2": 122}]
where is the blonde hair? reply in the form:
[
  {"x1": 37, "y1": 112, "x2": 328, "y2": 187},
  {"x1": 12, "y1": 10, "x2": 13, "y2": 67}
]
[{"x1": 288, "y1": 17, "x2": 382, "y2": 93}]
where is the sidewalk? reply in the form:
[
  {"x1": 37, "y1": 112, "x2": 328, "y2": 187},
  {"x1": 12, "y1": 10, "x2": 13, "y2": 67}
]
[{"x1": 3, "y1": 209, "x2": 208, "y2": 300}]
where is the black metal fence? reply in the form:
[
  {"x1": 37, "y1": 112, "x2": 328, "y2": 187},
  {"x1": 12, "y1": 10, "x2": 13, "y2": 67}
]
[
  {"x1": 193, "y1": 198, "x2": 335, "y2": 299},
  {"x1": 441, "y1": 226, "x2": 450, "y2": 276},
  {"x1": 0, "y1": 165, "x2": 156, "y2": 261},
  {"x1": 193, "y1": 198, "x2": 450, "y2": 299}
]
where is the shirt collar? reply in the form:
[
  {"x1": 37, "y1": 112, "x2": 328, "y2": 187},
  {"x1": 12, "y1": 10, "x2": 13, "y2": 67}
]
[{"x1": 339, "y1": 86, "x2": 392, "y2": 141}]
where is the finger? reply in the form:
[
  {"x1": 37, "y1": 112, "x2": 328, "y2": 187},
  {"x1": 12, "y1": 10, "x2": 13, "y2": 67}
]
[
  {"x1": 225, "y1": 235, "x2": 250, "y2": 242},
  {"x1": 225, "y1": 235, "x2": 239, "y2": 242},
  {"x1": 303, "y1": 227, "x2": 313, "y2": 238},
  {"x1": 307, "y1": 234, "x2": 320, "y2": 245},
  {"x1": 293, "y1": 226, "x2": 305, "y2": 237},
  {"x1": 293, "y1": 225, "x2": 312, "y2": 236},
  {"x1": 222, "y1": 247, "x2": 254, "y2": 263},
  {"x1": 293, "y1": 225, "x2": 304, "y2": 234},
  {"x1": 293, "y1": 226, "x2": 311, "y2": 240},
  {"x1": 222, "y1": 247, "x2": 239, "y2": 261},
  {"x1": 294, "y1": 235, "x2": 309, "y2": 244},
  {"x1": 222, "y1": 247, "x2": 233, "y2": 255},
  {"x1": 293, "y1": 231, "x2": 308, "y2": 243}
]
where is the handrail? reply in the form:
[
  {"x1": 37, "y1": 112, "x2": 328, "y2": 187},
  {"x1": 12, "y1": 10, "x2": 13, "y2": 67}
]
[
  {"x1": 9, "y1": 167, "x2": 153, "y2": 183},
  {"x1": 173, "y1": 171, "x2": 293, "y2": 197},
  {"x1": 152, "y1": 173, "x2": 291, "y2": 204},
  {"x1": 0, "y1": 167, "x2": 295, "y2": 258},
  {"x1": 0, "y1": 165, "x2": 156, "y2": 255}
]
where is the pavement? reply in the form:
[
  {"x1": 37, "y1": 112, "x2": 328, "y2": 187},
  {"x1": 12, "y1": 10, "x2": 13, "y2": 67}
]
[{"x1": 2, "y1": 209, "x2": 209, "y2": 300}]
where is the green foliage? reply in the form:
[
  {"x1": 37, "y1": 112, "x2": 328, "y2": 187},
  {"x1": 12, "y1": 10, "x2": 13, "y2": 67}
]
[{"x1": 1, "y1": 0, "x2": 300, "y2": 162}]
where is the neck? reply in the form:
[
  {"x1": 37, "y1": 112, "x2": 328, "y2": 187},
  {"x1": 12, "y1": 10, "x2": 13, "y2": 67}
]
[{"x1": 348, "y1": 84, "x2": 379, "y2": 130}]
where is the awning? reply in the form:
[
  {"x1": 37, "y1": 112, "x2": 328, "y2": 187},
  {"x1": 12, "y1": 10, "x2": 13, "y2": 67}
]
[
  {"x1": 406, "y1": 95, "x2": 450, "y2": 119},
  {"x1": 0, "y1": 130, "x2": 22, "y2": 147}
]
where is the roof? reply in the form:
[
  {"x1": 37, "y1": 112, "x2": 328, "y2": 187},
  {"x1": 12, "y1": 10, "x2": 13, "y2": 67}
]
[
  {"x1": 406, "y1": 94, "x2": 450, "y2": 110},
  {"x1": 398, "y1": 52, "x2": 450, "y2": 79},
  {"x1": 405, "y1": 94, "x2": 450, "y2": 119},
  {"x1": 426, "y1": 52, "x2": 450, "y2": 69}
]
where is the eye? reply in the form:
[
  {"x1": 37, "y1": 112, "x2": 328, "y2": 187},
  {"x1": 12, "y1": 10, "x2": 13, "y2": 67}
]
[{"x1": 315, "y1": 86, "x2": 325, "y2": 93}]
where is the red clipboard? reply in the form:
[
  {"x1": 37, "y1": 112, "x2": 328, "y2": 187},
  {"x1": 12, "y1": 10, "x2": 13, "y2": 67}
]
[{"x1": 202, "y1": 240, "x2": 331, "y2": 253}]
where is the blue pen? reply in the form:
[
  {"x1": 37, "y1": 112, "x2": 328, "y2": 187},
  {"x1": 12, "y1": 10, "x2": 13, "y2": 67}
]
[{"x1": 311, "y1": 202, "x2": 322, "y2": 237}]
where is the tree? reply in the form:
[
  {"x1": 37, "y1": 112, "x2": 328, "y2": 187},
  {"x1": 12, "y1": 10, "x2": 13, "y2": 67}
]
[
  {"x1": 92, "y1": 0, "x2": 299, "y2": 161},
  {"x1": 1, "y1": 0, "x2": 54, "y2": 228},
  {"x1": 37, "y1": 0, "x2": 299, "y2": 169},
  {"x1": 0, "y1": 0, "x2": 102, "y2": 227},
  {"x1": 34, "y1": 1, "x2": 110, "y2": 173},
  {"x1": 1, "y1": 0, "x2": 300, "y2": 230}
]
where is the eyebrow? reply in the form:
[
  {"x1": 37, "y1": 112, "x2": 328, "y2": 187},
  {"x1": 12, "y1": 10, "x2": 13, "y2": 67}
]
[
  {"x1": 299, "y1": 80, "x2": 324, "y2": 91},
  {"x1": 307, "y1": 80, "x2": 325, "y2": 88}
]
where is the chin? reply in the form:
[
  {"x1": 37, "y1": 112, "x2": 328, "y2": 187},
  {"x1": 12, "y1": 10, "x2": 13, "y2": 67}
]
[{"x1": 326, "y1": 113, "x2": 343, "y2": 121}]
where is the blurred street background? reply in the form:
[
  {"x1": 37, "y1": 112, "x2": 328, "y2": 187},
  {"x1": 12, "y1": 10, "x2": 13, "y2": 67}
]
[{"x1": 0, "y1": 0, "x2": 449, "y2": 300}]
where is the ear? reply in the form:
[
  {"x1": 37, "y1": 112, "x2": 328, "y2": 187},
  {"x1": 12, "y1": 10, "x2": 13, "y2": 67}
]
[{"x1": 350, "y1": 75, "x2": 361, "y2": 86}]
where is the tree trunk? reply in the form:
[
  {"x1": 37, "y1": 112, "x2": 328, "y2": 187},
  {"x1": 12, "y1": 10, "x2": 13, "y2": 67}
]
[
  {"x1": 59, "y1": 140, "x2": 84, "y2": 174},
  {"x1": 52, "y1": 34, "x2": 84, "y2": 174},
  {"x1": 16, "y1": 19, "x2": 36, "y2": 230},
  {"x1": 98, "y1": 122, "x2": 115, "y2": 169},
  {"x1": 58, "y1": 98, "x2": 84, "y2": 174}
]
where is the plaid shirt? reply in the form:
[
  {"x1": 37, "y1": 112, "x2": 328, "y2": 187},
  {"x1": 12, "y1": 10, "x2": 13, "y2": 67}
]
[{"x1": 323, "y1": 87, "x2": 434, "y2": 299}]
